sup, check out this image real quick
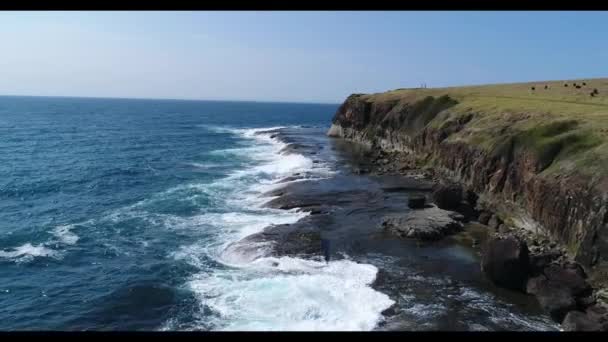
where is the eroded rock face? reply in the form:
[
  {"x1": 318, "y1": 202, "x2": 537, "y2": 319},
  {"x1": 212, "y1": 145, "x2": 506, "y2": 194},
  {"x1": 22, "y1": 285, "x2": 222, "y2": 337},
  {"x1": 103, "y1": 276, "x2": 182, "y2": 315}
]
[
  {"x1": 327, "y1": 94, "x2": 608, "y2": 272},
  {"x1": 481, "y1": 235, "x2": 530, "y2": 291},
  {"x1": 381, "y1": 206, "x2": 464, "y2": 241},
  {"x1": 543, "y1": 264, "x2": 592, "y2": 298},
  {"x1": 562, "y1": 311, "x2": 602, "y2": 331}
]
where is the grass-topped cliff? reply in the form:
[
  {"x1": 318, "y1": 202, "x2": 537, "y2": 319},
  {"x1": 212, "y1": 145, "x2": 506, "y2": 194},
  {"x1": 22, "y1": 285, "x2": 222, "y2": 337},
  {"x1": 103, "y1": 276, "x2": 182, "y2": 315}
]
[
  {"x1": 343, "y1": 78, "x2": 608, "y2": 181},
  {"x1": 329, "y1": 77, "x2": 608, "y2": 277}
]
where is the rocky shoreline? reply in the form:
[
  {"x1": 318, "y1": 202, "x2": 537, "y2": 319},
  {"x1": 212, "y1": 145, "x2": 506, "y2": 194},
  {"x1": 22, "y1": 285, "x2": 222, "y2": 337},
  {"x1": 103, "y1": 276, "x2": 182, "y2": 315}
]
[
  {"x1": 354, "y1": 145, "x2": 608, "y2": 330},
  {"x1": 222, "y1": 127, "x2": 568, "y2": 330}
]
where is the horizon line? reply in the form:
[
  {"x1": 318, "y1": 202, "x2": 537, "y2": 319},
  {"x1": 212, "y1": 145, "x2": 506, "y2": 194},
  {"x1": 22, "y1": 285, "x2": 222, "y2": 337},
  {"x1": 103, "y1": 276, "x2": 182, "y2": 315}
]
[{"x1": 0, "y1": 94, "x2": 341, "y2": 106}]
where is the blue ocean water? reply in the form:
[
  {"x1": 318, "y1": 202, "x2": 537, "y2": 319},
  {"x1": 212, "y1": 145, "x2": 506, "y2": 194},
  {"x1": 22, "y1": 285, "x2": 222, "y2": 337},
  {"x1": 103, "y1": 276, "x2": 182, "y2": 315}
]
[
  {"x1": 1, "y1": 96, "x2": 397, "y2": 330},
  {"x1": 0, "y1": 96, "x2": 560, "y2": 332}
]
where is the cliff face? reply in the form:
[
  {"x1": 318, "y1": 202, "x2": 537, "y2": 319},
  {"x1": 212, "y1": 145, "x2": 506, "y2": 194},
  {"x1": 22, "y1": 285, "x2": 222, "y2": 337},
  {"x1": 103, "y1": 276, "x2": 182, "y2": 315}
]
[{"x1": 328, "y1": 89, "x2": 608, "y2": 276}]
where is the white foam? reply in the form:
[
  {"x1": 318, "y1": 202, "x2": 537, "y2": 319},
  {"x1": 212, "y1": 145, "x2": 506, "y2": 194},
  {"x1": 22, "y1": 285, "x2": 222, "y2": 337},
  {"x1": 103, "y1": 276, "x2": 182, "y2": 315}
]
[
  {"x1": 167, "y1": 125, "x2": 393, "y2": 331},
  {"x1": 188, "y1": 257, "x2": 394, "y2": 331},
  {"x1": 0, "y1": 243, "x2": 58, "y2": 262},
  {"x1": 188, "y1": 162, "x2": 225, "y2": 170},
  {"x1": 52, "y1": 224, "x2": 80, "y2": 245},
  {"x1": 0, "y1": 224, "x2": 82, "y2": 263}
]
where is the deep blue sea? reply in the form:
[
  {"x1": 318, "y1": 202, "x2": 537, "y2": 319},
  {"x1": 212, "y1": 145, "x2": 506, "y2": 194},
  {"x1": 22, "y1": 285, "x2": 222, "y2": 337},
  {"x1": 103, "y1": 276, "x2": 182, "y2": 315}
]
[{"x1": 0, "y1": 96, "x2": 366, "y2": 330}]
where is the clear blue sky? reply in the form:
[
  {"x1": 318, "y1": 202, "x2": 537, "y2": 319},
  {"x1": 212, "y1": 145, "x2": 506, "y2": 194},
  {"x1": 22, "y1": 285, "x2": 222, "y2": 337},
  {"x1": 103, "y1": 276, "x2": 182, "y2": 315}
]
[{"x1": 1, "y1": 11, "x2": 607, "y2": 103}]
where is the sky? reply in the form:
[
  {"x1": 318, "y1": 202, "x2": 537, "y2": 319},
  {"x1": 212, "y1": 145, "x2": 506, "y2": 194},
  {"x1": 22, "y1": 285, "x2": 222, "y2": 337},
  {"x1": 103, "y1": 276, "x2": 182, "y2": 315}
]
[{"x1": 1, "y1": 11, "x2": 607, "y2": 103}]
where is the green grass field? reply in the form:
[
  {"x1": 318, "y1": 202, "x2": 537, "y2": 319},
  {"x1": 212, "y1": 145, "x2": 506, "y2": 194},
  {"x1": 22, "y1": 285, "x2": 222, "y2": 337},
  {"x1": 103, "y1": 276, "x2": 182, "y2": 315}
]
[{"x1": 361, "y1": 78, "x2": 608, "y2": 181}]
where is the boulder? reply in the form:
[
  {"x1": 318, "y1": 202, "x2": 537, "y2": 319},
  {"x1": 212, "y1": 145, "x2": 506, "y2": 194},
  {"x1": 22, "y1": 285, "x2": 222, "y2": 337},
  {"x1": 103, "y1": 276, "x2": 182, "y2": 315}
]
[
  {"x1": 488, "y1": 215, "x2": 503, "y2": 230},
  {"x1": 544, "y1": 264, "x2": 591, "y2": 297},
  {"x1": 535, "y1": 286, "x2": 578, "y2": 322},
  {"x1": 497, "y1": 224, "x2": 511, "y2": 234},
  {"x1": 585, "y1": 304, "x2": 608, "y2": 326},
  {"x1": 431, "y1": 184, "x2": 463, "y2": 211},
  {"x1": 526, "y1": 264, "x2": 591, "y2": 323},
  {"x1": 382, "y1": 206, "x2": 464, "y2": 241},
  {"x1": 455, "y1": 202, "x2": 478, "y2": 221},
  {"x1": 526, "y1": 275, "x2": 547, "y2": 295},
  {"x1": 481, "y1": 235, "x2": 530, "y2": 291},
  {"x1": 577, "y1": 295, "x2": 597, "y2": 308},
  {"x1": 407, "y1": 196, "x2": 426, "y2": 209},
  {"x1": 478, "y1": 211, "x2": 492, "y2": 225},
  {"x1": 529, "y1": 250, "x2": 561, "y2": 274},
  {"x1": 465, "y1": 190, "x2": 479, "y2": 207},
  {"x1": 562, "y1": 311, "x2": 602, "y2": 331}
]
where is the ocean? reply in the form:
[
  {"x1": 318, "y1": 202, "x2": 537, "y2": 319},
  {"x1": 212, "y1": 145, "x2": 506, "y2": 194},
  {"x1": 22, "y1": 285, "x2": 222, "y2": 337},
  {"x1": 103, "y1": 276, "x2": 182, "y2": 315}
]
[{"x1": 0, "y1": 96, "x2": 558, "y2": 331}]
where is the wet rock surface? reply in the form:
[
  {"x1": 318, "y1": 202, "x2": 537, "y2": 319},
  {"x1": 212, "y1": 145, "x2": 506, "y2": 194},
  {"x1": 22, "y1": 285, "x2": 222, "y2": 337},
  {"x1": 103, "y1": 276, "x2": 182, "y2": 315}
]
[
  {"x1": 235, "y1": 126, "x2": 560, "y2": 331},
  {"x1": 481, "y1": 235, "x2": 530, "y2": 291},
  {"x1": 381, "y1": 206, "x2": 464, "y2": 241}
]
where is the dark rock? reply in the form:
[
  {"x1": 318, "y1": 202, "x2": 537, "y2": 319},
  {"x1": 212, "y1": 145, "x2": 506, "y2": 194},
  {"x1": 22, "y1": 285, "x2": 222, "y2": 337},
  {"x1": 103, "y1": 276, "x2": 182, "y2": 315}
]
[
  {"x1": 543, "y1": 264, "x2": 592, "y2": 297},
  {"x1": 408, "y1": 196, "x2": 426, "y2": 209},
  {"x1": 562, "y1": 311, "x2": 602, "y2": 331},
  {"x1": 381, "y1": 304, "x2": 399, "y2": 317},
  {"x1": 586, "y1": 304, "x2": 608, "y2": 324},
  {"x1": 577, "y1": 295, "x2": 597, "y2": 309},
  {"x1": 465, "y1": 190, "x2": 478, "y2": 207},
  {"x1": 431, "y1": 184, "x2": 463, "y2": 210},
  {"x1": 382, "y1": 206, "x2": 464, "y2": 241},
  {"x1": 498, "y1": 224, "x2": 510, "y2": 234},
  {"x1": 527, "y1": 263, "x2": 592, "y2": 322},
  {"x1": 455, "y1": 202, "x2": 478, "y2": 221},
  {"x1": 526, "y1": 275, "x2": 547, "y2": 295},
  {"x1": 353, "y1": 167, "x2": 370, "y2": 175},
  {"x1": 481, "y1": 235, "x2": 530, "y2": 291},
  {"x1": 564, "y1": 262, "x2": 587, "y2": 279},
  {"x1": 488, "y1": 215, "x2": 503, "y2": 230},
  {"x1": 478, "y1": 211, "x2": 492, "y2": 225},
  {"x1": 529, "y1": 251, "x2": 561, "y2": 274},
  {"x1": 535, "y1": 286, "x2": 578, "y2": 322}
]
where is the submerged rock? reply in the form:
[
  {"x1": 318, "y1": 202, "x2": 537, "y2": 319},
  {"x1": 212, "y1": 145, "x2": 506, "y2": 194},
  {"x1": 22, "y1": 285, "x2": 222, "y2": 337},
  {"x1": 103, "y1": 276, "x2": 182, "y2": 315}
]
[
  {"x1": 407, "y1": 196, "x2": 426, "y2": 209},
  {"x1": 381, "y1": 206, "x2": 464, "y2": 241},
  {"x1": 481, "y1": 235, "x2": 530, "y2": 291}
]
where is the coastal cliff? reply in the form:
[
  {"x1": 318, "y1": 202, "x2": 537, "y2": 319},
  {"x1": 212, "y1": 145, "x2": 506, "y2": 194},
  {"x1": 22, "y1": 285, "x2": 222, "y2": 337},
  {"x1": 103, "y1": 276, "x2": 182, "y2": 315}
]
[{"x1": 328, "y1": 79, "x2": 608, "y2": 286}]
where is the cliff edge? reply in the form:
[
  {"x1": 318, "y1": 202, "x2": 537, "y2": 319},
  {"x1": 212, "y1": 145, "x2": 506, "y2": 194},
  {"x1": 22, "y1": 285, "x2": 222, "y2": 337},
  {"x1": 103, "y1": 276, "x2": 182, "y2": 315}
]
[{"x1": 328, "y1": 79, "x2": 608, "y2": 286}]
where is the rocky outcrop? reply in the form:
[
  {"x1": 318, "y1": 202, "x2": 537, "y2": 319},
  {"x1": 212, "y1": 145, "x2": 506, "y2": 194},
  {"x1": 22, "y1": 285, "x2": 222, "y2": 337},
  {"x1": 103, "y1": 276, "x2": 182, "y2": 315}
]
[
  {"x1": 328, "y1": 91, "x2": 608, "y2": 330},
  {"x1": 481, "y1": 235, "x2": 530, "y2": 291},
  {"x1": 407, "y1": 196, "x2": 426, "y2": 209},
  {"x1": 327, "y1": 92, "x2": 608, "y2": 279},
  {"x1": 562, "y1": 311, "x2": 603, "y2": 331},
  {"x1": 381, "y1": 206, "x2": 464, "y2": 241}
]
